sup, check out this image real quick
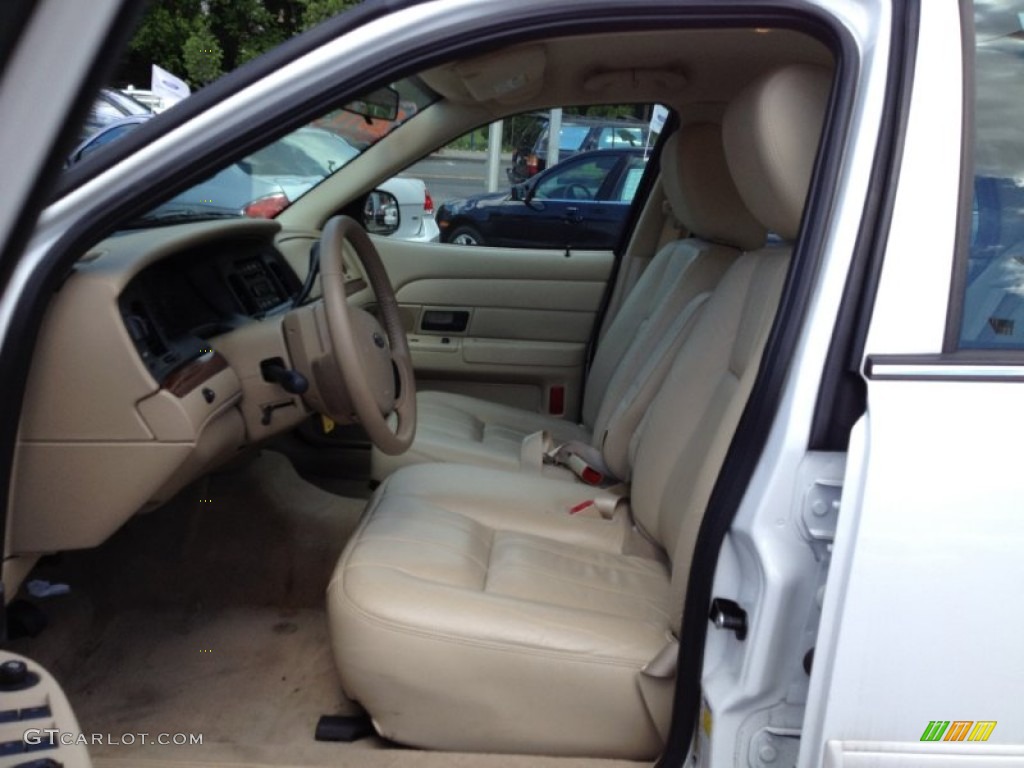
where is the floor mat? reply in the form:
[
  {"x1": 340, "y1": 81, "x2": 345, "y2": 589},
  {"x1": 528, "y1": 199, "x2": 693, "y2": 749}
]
[{"x1": 62, "y1": 606, "x2": 368, "y2": 765}]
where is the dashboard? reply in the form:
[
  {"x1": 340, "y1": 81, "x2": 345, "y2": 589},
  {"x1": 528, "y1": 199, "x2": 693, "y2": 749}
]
[
  {"x1": 118, "y1": 235, "x2": 301, "y2": 385},
  {"x1": 8, "y1": 218, "x2": 317, "y2": 569}
]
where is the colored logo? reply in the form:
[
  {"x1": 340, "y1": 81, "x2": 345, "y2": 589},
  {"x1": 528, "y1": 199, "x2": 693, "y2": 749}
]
[{"x1": 920, "y1": 721, "x2": 996, "y2": 742}]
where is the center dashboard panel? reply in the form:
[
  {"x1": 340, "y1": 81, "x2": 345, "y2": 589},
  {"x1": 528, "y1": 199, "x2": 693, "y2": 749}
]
[
  {"x1": 10, "y1": 218, "x2": 308, "y2": 570},
  {"x1": 118, "y1": 237, "x2": 301, "y2": 385}
]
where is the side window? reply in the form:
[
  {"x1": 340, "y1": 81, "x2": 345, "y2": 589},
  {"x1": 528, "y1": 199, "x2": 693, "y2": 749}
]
[
  {"x1": 957, "y1": 4, "x2": 1024, "y2": 349},
  {"x1": 558, "y1": 125, "x2": 591, "y2": 152},
  {"x1": 533, "y1": 155, "x2": 620, "y2": 201},
  {"x1": 611, "y1": 156, "x2": 650, "y2": 202},
  {"x1": 424, "y1": 104, "x2": 662, "y2": 249},
  {"x1": 596, "y1": 126, "x2": 647, "y2": 149},
  {"x1": 78, "y1": 123, "x2": 140, "y2": 161}
]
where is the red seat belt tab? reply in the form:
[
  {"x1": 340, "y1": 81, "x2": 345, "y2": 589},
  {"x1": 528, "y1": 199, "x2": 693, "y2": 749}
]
[{"x1": 565, "y1": 453, "x2": 604, "y2": 486}]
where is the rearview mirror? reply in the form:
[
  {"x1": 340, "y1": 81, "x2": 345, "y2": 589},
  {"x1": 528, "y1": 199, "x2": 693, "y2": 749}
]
[
  {"x1": 363, "y1": 190, "x2": 400, "y2": 236},
  {"x1": 343, "y1": 86, "x2": 400, "y2": 122}
]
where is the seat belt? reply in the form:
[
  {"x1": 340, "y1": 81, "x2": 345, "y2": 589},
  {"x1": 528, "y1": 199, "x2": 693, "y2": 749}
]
[
  {"x1": 580, "y1": 122, "x2": 676, "y2": 411},
  {"x1": 544, "y1": 439, "x2": 619, "y2": 486},
  {"x1": 520, "y1": 430, "x2": 619, "y2": 486}
]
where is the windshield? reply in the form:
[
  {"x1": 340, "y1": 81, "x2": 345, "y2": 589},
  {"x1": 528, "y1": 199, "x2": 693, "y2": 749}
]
[
  {"x1": 79, "y1": 89, "x2": 152, "y2": 144},
  {"x1": 81, "y1": 77, "x2": 437, "y2": 228}
]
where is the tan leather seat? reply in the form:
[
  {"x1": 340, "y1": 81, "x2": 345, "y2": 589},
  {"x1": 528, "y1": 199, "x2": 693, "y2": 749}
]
[
  {"x1": 329, "y1": 63, "x2": 832, "y2": 758},
  {"x1": 371, "y1": 123, "x2": 765, "y2": 481}
]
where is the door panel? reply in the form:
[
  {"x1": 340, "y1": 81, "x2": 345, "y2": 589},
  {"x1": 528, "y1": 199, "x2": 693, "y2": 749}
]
[
  {"x1": 799, "y1": 3, "x2": 1006, "y2": 762},
  {"x1": 372, "y1": 236, "x2": 614, "y2": 417},
  {"x1": 393, "y1": 278, "x2": 603, "y2": 313},
  {"x1": 809, "y1": 372, "x2": 1024, "y2": 757}
]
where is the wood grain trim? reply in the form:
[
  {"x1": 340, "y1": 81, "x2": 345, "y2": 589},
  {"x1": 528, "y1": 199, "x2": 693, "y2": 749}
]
[{"x1": 163, "y1": 352, "x2": 229, "y2": 397}]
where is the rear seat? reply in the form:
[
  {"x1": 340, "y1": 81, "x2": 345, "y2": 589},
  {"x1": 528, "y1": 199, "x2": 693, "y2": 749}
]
[
  {"x1": 371, "y1": 122, "x2": 765, "y2": 481},
  {"x1": 328, "y1": 63, "x2": 832, "y2": 759}
]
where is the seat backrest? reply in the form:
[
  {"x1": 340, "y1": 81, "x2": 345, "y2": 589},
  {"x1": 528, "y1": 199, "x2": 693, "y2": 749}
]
[
  {"x1": 626, "y1": 63, "x2": 832, "y2": 631},
  {"x1": 582, "y1": 123, "x2": 766, "y2": 478}
]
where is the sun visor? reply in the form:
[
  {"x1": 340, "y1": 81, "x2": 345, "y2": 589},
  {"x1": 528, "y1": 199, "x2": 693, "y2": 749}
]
[{"x1": 447, "y1": 45, "x2": 547, "y2": 105}]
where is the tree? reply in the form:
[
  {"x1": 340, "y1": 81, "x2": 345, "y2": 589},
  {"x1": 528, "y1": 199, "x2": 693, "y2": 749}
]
[
  {"x1": 182, "y1": 18, "x2": 224, "y2": 86},
  {"x1": 204, "y1": 0, "x2": 284, "y2": 69},
  {"x1": 122, "y1": 0, "x2": 202, "y2": 85},
  {"x1": 115, "y1": 0, "x2": 363, "y2": 90},
  {"x1": 299, "y1": 0, "x2": 360, "y2": 30}
]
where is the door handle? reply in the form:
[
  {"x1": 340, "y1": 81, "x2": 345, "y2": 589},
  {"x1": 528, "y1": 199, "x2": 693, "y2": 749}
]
[
  {"x1": 564, "y1": 206, "x2": 584, "y2": 224},
  {"x1": 421, "y1": 309, "x2": 470, "y2": 333}
]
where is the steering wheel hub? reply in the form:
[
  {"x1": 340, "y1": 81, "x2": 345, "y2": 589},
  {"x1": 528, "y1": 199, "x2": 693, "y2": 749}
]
[{"x1": 285, "y1": 215, "x2": 416, "y2": 455}]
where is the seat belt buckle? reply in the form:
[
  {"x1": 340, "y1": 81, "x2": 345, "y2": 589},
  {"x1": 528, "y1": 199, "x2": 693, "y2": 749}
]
[{"x1": 565, "y1": 453, "x2": 604, "y2": 486}]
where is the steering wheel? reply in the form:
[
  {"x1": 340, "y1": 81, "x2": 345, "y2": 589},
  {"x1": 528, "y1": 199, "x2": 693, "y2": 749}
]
[
  {"x1": 566, "y1": 183, "x2": 592, "y2": 200},
  {"x1": 318, "y1": 215, "x2": 416, "y2": 455}
]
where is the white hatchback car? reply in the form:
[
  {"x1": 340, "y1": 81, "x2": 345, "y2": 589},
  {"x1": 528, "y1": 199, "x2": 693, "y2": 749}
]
[{"x1": 0, "y1": 1, "x2": 1022, "y2": 768}]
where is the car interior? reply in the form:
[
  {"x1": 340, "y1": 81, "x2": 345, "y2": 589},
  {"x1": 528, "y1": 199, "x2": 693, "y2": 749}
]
[{"x1": 3, "y1": 22, "x2": 835, "y2": 768}]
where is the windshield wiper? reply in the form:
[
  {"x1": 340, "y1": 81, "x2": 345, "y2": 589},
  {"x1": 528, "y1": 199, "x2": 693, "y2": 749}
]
[{"x1": 121, "y1": 204, "x2": 242, "y2": 229}]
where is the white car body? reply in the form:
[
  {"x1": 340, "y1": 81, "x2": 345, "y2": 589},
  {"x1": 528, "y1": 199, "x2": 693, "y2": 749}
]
[
  {"x1": 272, "y1": 127, "x2": 439, "y2": 242},
  {"x1": 376, "y1": 175, "x2": 439, "y2": 243},
  {"x1": 1, "y1": 1, "x2": 1023, "y2": 767},
  {"x1": 119, "y1": 86, "x2": 169, "y2": 113}
]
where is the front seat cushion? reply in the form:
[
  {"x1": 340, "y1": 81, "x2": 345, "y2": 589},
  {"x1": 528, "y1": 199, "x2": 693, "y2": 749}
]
[
  {"x1": 327, "y1": 463, "x2": 670, "y2": 758},
  {"x1": 372, "y1": 390, "x2": 591, "y2": 479}
]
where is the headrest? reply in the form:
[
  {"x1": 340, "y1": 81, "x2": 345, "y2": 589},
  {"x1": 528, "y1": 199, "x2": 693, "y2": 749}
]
[
  {"x1": 661, "y1": 123, "x2": 766, "y2": 251},
  {"x1": 723, "y1": 64, "x2": 832, "y2": 241}
]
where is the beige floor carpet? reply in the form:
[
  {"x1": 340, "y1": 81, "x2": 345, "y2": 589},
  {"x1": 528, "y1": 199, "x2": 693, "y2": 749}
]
[
  {"x1": 94, "y1": 755, "x2": 644, "y2": 768},
  {"x1": 65, "y1": 605, "x2": 646, "y2": 767}
]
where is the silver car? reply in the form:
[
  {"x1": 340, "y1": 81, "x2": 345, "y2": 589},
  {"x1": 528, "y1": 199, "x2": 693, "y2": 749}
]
[{"x1": 68, "y1": 116, "x2": 439, "y2": 242}]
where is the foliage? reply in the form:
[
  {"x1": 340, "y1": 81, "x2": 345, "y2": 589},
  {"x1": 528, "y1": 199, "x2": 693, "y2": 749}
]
[
  {"x1": 181, "y1": 18, "x2": 223, "y2": 86},
  {"x1": 118, "y1": 0, "x2": 361, "y2": 89},
  {"x1": 300, "y1": 0, "x2": 359, "y2": 29},
  {"x1": 570, "y1": 104, "x2": 642, "y2": 119},
  {"x1": 125, "y1": 0, "x2": 201, "y2": 81},
  {"x1": 445, "y1": 106, "x2": 651, "y2": 154},
  {"x1": 447, "y1": 128, "x2": 491, "y2": 152}
]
